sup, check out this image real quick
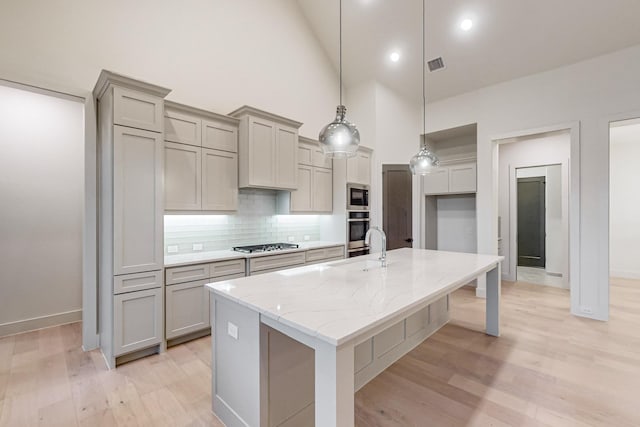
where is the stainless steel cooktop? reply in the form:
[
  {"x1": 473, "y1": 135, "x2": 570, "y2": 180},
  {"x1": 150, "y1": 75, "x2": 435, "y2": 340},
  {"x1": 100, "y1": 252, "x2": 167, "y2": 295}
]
[{"x1": 232, "y1": 243, "x2": 299, "y2": 254}]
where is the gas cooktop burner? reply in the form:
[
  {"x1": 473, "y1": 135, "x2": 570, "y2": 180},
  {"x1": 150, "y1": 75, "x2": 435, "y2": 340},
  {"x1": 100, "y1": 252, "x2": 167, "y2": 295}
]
[{"x1": 232, "y1": 243, "x2": 299, "y2": 254}]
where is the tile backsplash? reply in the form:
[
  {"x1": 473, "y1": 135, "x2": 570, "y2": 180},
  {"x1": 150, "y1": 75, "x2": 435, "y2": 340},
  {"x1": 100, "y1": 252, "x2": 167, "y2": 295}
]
[{"x1": 164, "y1": 189, "x2": 322, "y2": 254}]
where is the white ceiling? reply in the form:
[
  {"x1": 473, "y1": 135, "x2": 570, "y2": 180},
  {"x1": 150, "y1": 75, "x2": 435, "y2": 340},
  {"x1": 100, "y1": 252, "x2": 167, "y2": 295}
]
[{"x1": 297, "y1": 0, "x2": 640, "y2": 103}]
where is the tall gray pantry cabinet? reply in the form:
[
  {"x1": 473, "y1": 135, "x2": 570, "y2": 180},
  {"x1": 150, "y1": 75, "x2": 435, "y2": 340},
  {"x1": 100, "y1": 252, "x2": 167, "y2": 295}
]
[{"x1": 94, "y1": 71, "x2": 170, "y2": 368}]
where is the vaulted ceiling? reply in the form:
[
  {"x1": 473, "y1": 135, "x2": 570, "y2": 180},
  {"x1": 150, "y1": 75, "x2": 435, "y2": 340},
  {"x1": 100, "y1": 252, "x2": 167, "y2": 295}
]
[{"x1": 297, "y1": 0, "x2": 640, "y2": 102}]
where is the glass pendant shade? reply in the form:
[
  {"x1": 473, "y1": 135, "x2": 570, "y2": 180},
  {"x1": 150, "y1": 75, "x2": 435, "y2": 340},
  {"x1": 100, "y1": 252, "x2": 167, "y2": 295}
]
[
  {"x1": 410, "y1": 145, "x2": 440, "y2": 175},
  {"x1": 411, "y1": 0, "x2": 440, "y2": 175},
  {"x1": 319, "y1": 105, "x2": 360, "y2": 158}
]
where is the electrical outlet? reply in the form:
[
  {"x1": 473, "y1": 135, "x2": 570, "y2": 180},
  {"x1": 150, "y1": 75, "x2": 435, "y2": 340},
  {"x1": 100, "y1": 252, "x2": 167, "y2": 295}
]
[
  {"x1": 193, "y1": 243, "x2": 204, "y2": 251},
  {"x1": 304, "y1": 235, "x2": 310, "y2": 241},
  {"x1": 287, "y1": 236, "x2": 295, "y2": 242},
  {"x1": 167, "y1": 245, "x2": 179, "y2": 253},
  {"x1": 227, "y1": 322, "x2": 238, "y2": 340}
]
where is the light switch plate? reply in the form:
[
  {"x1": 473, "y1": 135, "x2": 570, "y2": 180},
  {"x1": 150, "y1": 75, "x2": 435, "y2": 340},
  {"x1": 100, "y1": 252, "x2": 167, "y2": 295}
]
[
  {"x1": 193, "y1": 243, "x2": 204, "y2": 251},
  {"x1": 304, "y1": 235, "x2": 310, "y2": 241},
  {"x1": 287, "y1": 236, "x2": 295, "y2": 242},
  {"x1": 227, "y1": 322, "x2": 238, "y2": 340},
  {"x1": 167, "y1": 245, "x2": 179, "y2": 253}
]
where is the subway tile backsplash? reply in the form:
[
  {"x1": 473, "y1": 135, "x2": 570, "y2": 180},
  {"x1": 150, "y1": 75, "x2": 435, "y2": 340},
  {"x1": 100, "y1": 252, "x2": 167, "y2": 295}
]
[{"x1": 164, "y1": 189, "x2": 321, "y2": 254}]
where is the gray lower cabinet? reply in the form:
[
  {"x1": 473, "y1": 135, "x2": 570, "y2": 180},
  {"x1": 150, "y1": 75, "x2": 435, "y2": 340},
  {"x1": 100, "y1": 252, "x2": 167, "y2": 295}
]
[
  {"x1": 165, "y1": 279, "x2": 210, "y2": 340},
  {"x1": 114, "y1": 287, "x2": 163, "y2": 357},
  {"x1": 165, "y1": 257, "x2": 246, "y2": 342},
  {"x1": 165, "y1": 272, "x2": 247, "y2": 341}
]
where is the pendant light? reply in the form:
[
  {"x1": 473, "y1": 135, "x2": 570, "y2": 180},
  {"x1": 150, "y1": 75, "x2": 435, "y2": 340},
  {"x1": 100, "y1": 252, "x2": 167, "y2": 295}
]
[
  {"x1": 410, "y1": 0, "x2": 440, "y2": 175},
  {"x1": 319, "y1": 0, "x2": 360, "y2": 159}
]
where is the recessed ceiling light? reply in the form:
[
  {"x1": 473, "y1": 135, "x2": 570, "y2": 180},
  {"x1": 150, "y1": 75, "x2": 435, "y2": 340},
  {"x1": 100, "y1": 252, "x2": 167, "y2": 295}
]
[
  {"x1": 460, "y1": 18, "x2": 473, "y2": 31},
  {"x1": 390, "y1": 52, "x2": 400, "y2": 62}
]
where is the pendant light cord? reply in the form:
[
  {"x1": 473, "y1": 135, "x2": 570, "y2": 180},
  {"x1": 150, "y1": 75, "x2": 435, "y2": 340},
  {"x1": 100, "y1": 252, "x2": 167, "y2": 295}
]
[
  {"x1": 422, "y1": 0, "x2": 426, "y2": 147},
  {"x1": 339, "y1": 0, "x2": 343, "y2": 106}
]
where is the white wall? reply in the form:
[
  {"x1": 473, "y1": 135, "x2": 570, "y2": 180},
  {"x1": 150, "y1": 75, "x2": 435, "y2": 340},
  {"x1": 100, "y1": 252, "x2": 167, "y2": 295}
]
[
  {"x1": 499, "y1": 131, "x2": 570, "y2": 284},
  {"x1": 423, "y1": 45, "x2": 640, "y2": 320},
  {"x1": 516, "y1": 164, "x2": 564, "y2": 277},
  {"x1": 609, "y1": 122, "x2": 640, "y2": 279},
  {"x1": 0, "y1": 83, "x2": 84, "y2": 336},
  {"x1": 0, "y1": 0, "x2": 342, "y2": 339},
  {"x1": 0, "y1": 0, "x2": 339, "y2": 139},
  {"x1": 346, "y1": 80, "x2": 422, "y2": 251}
]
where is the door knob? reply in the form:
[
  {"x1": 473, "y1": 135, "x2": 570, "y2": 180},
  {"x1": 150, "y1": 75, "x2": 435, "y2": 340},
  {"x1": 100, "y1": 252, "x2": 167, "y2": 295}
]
[{"x1": 404, "y1": 238, "x2": 413, "y2": 243}]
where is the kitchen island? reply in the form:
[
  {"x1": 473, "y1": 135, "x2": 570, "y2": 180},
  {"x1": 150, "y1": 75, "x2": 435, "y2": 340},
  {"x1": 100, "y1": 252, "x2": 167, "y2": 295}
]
[{"x1": 205, "y1": 248, "x2": 503, "y2": 427}]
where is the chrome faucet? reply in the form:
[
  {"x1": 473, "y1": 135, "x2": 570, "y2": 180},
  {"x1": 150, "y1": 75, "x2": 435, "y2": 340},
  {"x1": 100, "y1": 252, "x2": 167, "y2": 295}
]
[{"x1": 365, "y1": 226, "x2": 387, "y2": 267}]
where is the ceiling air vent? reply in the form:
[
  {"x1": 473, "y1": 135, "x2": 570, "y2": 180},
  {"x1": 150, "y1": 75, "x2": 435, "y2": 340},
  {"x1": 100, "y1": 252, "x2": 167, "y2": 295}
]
[{"x1": 427, "y1": 57, "x2": 445, "y2": 72}]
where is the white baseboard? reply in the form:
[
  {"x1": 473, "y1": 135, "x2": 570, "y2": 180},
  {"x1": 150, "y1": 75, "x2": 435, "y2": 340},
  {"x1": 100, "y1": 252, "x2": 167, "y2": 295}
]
[
  {"x1": 0, "y1": 309, "x2": 82, "y2": 338},
  {"x1": 611, "y1": 270, "x2": 640, "y2": 280}
]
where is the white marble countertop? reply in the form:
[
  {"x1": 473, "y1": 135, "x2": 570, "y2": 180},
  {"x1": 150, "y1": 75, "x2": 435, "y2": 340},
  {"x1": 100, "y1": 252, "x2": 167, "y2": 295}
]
[
  {"x1": 164, "y1": 241, "x2": 345, "y2": 268},
  {"x1": 206, "y1": 248, "x2": 503, "y2": 346}
]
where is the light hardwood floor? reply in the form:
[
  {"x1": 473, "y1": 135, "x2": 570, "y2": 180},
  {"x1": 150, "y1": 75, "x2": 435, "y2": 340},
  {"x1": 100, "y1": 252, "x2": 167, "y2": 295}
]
[{"x1": 1, "y1": 278, "x2": 638, "y2": 426}]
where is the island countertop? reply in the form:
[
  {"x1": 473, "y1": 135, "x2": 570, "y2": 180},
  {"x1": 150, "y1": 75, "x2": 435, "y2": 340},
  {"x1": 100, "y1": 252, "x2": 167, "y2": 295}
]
[{"x1": 206, "y1": 248, "x2": 503, "y2": 346}]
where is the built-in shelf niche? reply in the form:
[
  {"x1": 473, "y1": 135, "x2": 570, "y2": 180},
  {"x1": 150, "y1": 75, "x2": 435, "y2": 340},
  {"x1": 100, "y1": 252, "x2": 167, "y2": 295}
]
[
  {"x1": 424, "y1": 122, "x2": 477, "y2": 164},
  {"x1": 421, "y1": 123, "x2": 478, "y2": 254},
  {"x1": 424, "y1": 194, "x2": 477, "y2": 252}
]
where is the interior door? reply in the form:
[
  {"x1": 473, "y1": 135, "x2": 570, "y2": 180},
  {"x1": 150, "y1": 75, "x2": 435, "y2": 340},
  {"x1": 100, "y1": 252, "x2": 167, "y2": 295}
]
[
  {"x1": 517, "y1": 177, "x2": 546, "y2": 267},
  {"x1": 383, "y1": 165, "x2": 413, "y2": 250}
]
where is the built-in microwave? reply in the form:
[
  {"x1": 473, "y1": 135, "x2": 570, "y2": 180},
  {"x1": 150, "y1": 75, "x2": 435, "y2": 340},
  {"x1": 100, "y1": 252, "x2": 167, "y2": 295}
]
[{"x1": 347, "y1": 184, "x2": 369, "y2": 210}]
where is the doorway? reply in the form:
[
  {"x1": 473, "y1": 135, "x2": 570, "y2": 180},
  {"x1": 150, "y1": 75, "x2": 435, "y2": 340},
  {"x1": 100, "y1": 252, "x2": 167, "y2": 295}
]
[
  {"x1": 609, "y1": 118, "x2": 640, "y2": 281},
  {"x1": 517, "y1": 176, "x2": 546, "y2": 268},
  {"x1": 496, "y1": 130, "x2": 570, "y2": 289},
  {"x1": 382, "y1": 165, "x2": 413, "y2": 250}
]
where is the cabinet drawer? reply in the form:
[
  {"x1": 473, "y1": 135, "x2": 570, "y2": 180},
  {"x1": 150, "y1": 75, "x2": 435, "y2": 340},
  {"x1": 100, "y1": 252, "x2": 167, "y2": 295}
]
[
  {"x1": 209, "y1": 259, "x2": 246, "y2": 278},
  {"x1": 166, "y1": 263, "x2": 210, "y2": 286},
  {"x1": 114, "y1": 270, "x2": 162, "y2": 295},
  {"x1": 203, "y1": 119, "x2": 238, "y2": 153},
  {"x1": 325, "y1": 245, "x2": 345, "y2": 259},
  {"x1": 164, "y1": 110, "x2": 202, "y2": 147},
  {"x1": 305, "y1": 246, "x2": 344, "y2": 263},
  {"x1": 113, "y1": 87, "x2": 163, "y2": 132},
  {"x1": 249, "y1": 252, "x2": 306, "y2": 274},
  {"x1": 114, "y1": 287, "x2": 163, "y2": 356},
  {"x1": 305, "y1": 248, "x2": 328, "y2": 263}
]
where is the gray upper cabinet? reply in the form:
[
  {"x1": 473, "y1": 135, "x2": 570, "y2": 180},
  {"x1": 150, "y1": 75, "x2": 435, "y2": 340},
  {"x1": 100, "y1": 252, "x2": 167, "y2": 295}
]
[
  {"x1": 113, "y1": 86, "x2": 164, "y2": 133},
  {"x1": 347, "y1": 147, "x2": 373, "y2": 186},
  {"x1": 291, "y1": 164, "x2": 313, "y2": 212},
  {"x1": 278, "y1": 137, "x2": 333, "y2": 214},
  {"x1": 202, "y1": 148, "x2": 238, "y2": 211},
  {"x1": 203, "y1": 119, "x2": 238, "y2": 153},
  {"x1": 163, "y1": 101, "x2": 239, "y2": 212},
  {"x1": 230, "y1": 105, "x2": 302, "y2": 191},
  {"x1": 275, "y1": 125, "x2": 298, "y2": 189},
  {"x1": 423, "y1": 161, "x2": 477, "y2": 195},
  {"x1": 164, "y1": 141, "x2": 201, "y2": 210},
  {"x1": 164, "y1": 110, "x2": 202, "y2": 147},
  {"x1": 113, "y1": 125, "x2": 164, "y2": 275}
]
